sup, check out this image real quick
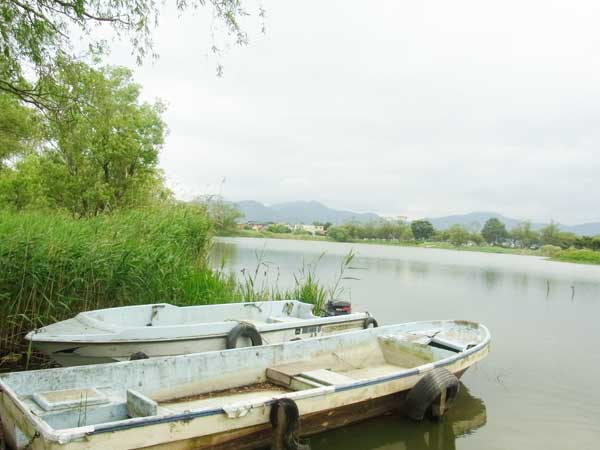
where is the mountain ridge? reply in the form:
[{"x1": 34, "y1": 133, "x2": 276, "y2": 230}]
[
  {"x1": 233, "y1": 201, "x2": 600, "y2": 236},
  {"x1": 234, "y1": 200, "x2": 379, "y2": 225}
]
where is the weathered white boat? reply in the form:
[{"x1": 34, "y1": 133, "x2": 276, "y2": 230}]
[
  {"x1": 25, "y1": 301, "x2": 374, "y2": 366},
  {"x1": 1, "y1": 320, "x2": 490, "y2": 450}
]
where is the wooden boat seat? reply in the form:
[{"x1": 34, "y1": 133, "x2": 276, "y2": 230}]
[
  {"x1": 340, "y1": 363, "x2": 406, "y2": 380},
  {"x1": 267, "y1": 360, "x2": 358, "y2": 390},
  {"x1": 267, "y1": 360, "x2": 334, "y2": 387},
  {"x1": 297, "y1": 369, "x2": 355, "y2": 386}
]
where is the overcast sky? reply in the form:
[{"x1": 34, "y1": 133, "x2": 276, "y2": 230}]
[{"x1": 108, "y1": 0, "x2": 600, "y2": 224}]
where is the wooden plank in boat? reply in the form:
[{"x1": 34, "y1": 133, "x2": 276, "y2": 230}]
[
  {"x1": 266, "y1": 361, "x2": 328, "y2": 386},
  {"x1": 298, "y1": 369, "x2": 355, "y2": 386}
]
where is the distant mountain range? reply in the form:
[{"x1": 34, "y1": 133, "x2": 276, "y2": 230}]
[
  {"x1": 234, "y1": 200, "x2": 379, "y2": 225},
  {"x1": 233, "y1": 201, "x2": 600, "y2": 236}
]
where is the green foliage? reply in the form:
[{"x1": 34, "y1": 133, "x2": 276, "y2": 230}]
[
  {"x1": 0, "y1": 0, "x2": 255, "y2": 108},
  {"x1": 574, "y1": 236, "x2": 600, "y2": 251},
  {"x1": 553, "y1": 249, "x2": 600, "y2": 265},
  {"x1": 481, "y1": 218, "x2": 508, "y2": 245},
  {"x1": 44, "y1": 60, "x2": 167, "y2": 215},
  {"x1": 0, "y1": 155, "x2": 49, "y2": 210},
  {"x1": 266, "y1": 224, "x2": 292, "y2": 234},
  {"x1": 0, "y1": 93, "x2": 41, "y2": 167},
  {"x1": 539, "y1": 222, "x2": 560, "y2": 246},
  {"x1": 539, "y1": 222, "x2": 578, "y2": 249},
  {"x1": 199, "y1": 196, "x2": 243, "y2": 235},
  {"x1": 411, "y1": 219, "x2": 434, "y2": 240},
  {"x1": 446, "y1": 224, "x2": 471, "y2": 246},
  {"x1": 540, "y1": 244, "x2": 562, "y2": 257},
  {"x1": 0, "y1": 60, "x2": 169, "y2": 216},
  {"x1": 0, "y1": 205, "x2": 248, "y2": 357},
  {"x1": 326, "y1": 219, "x2": 412, "y2": 242},
  {"x1": 327, "y1": 226, "x2": 349, "y2": 242},
  {"x1": 510, "y1": 220, "x2": 539, "y2": 248},
  {"x1": 292, "y1": 228, "x2": 311, "y2": 236},
  {"x1": 234, "y1": 250, "x2": 357, "y2": 315}
]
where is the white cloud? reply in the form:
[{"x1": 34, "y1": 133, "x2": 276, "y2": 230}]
[{"x1": 106, "y1": 0, "x2": 600, "y2": 224}]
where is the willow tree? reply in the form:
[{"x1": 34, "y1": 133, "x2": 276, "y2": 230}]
[
  {"x1": 32, "y1": 59, "x2": 168, "y2": 216},
  {"x1": 0, "y1": 0, "x2": 256, "y2": 108},
  {"x1": 0, "y1": 92, "x2": 42, "y2": 168}
]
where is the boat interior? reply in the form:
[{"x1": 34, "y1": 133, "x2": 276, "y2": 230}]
[
  {"x1": 1, "y1": 322, "x2": 486, "y2": 440},
  {"x1": 81, "y1": 301, "x2": 317, "y2": 328}
]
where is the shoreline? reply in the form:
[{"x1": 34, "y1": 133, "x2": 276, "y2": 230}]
[{"x1": 221, "y1": 231, "x2": 600, "y2": 266}]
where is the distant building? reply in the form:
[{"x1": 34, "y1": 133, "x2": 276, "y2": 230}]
[{"x1": 294, "y1": 224, "x2": 325, "y2": 235}]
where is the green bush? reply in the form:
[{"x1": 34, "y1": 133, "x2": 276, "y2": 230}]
[
  {"x1": 327, "y1": 226, "x2": 349, "y2": 242},
  {"x1": 540, "y1": 244, "x2": 562, "y2": 257},
  {"x1": 266, "y1": 224, "x2": 292, "y2": 234}
]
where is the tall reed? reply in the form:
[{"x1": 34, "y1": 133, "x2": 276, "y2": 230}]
[
  {"x1": 0, "y1": 205, "x2": 236, "y2": 359},
  {"x1": 231, "y1": 249, "x2": 358, "y2": 315},
  {"x1": 0, "y1": 206, "x2": 356, "y2": 368}
]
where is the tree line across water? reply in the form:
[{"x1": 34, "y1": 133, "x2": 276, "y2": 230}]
[
  {"x1": 245, "y1": 216, "x2": 600, "y2": 254},
  {"x1": 329, "y1": 218, "x2": 600, "y2": 251}
]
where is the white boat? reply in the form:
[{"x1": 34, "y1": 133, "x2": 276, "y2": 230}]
[
  {"x1": 1, "y1": 320, "x2": 490, "y2": 450},
  {"x1": 25, "y1": 301, "x2": 375, "y2": 366}
]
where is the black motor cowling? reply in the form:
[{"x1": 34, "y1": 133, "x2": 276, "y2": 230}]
[{"x1": 325, "y1": 300, "x2": 352, "y2": 316}]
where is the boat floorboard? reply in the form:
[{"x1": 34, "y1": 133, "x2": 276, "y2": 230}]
[
  {"x1": 158, "y1": 383, "x2": 289, "y2": 412},
  {"x1": 341, "y1": 363, "x2": 407, "y2": 380}
]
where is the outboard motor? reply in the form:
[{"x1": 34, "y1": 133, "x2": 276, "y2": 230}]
[{"x1": 325, "y1": 300, "x2": 352, "y2": 316}]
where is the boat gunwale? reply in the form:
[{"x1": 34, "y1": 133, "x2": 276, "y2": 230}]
[
  {"x1": 24, "y1": 313, "x2": 370, "y2": 344},
  {"x1": 0, "y1": 320, "x2": 491, "y2": 445}
]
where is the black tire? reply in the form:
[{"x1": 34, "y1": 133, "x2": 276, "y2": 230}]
[
  {"x1": 270, "y1": 398, "x2": 310, "y2": 450},
  {"x1": 130, "y1": 351, "x2": 149, "y2": 360},
  {"x1": 403, "y1": 368, "x2": 460, "y2": 421},
  {"x1": 226, "y1": 323, "x2": 263, "y2": 349},
  {"x1": 364, "y1": 316, "x2": 379, "y2": 328}
]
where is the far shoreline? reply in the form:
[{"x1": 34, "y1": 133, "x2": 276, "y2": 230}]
[{"x1": 220, "y1": 230, "x2": 600, "y2": 266}]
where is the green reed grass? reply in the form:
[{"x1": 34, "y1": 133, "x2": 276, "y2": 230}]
[
  {"x1": 0, "y1": 206, "x2": 352, "y2": 365},
  {"x1": 0, "y1": 205, "x2": 238, "y2": 358},
  {"x1": 232, "y1": 249, "x2": 358, "y2": 315}
]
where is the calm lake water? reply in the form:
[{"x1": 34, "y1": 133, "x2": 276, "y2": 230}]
[{"x1": 213, "y1": 237, "x2": 600, "y2": 450}]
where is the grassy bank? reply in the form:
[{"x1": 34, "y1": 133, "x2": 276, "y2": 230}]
[
  {"x1": 229, "y1": 230, "x2": 543, "y2": 256},
  {"x1": 0, "y1": 208, "x2": 349, "y2": 368},
  {"x1": 232, "y1": 229, "x2": 328, "y2": 241},
  {"x1": 551, "y1": 249, "x2": 600, "y2": 265},
  {"x1": 231, "y1": 231, "x2": 599, "y2": 265}
]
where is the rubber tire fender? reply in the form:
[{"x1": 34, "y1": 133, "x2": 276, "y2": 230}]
[
  {"x1": 270, "y1": 398, "x2": 310, "y2": 450},
  {"x1": 403, "y1": 368, "x2": 460, "y2": 421},
  {"x1": 130, "y1": 351, "x2": 149, "y2": 360},
  {"x1": 364, "y1": 316, "x2": 379, "y2": 328},
  {"x1": 226, "y1": 322, "x2": 263, "y2": 349}
]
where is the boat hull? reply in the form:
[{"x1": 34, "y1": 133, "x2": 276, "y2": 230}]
[
  {"x1": 143, "y1": 371, "x2": 469, "y2": 450},
  {"x1": 0, "y1": 321, "x2": 490, "y2": 450},
  {"x1": 31, "y1": 319, "x2": 366, "y2": 366}
]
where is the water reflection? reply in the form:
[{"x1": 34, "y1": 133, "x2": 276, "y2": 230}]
[
  {"x1": 211, "y1": 241, "x2": 239, "y2": 268},
  {"x1": 213, "y1": 239, "x2": 600, "y2": 302},
  {"x1": 214, "y1": 237, "x2": 600, "y2": 449},
  {"x1": 311, "y1": 384, "x2": 486, "y2": 450}
]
